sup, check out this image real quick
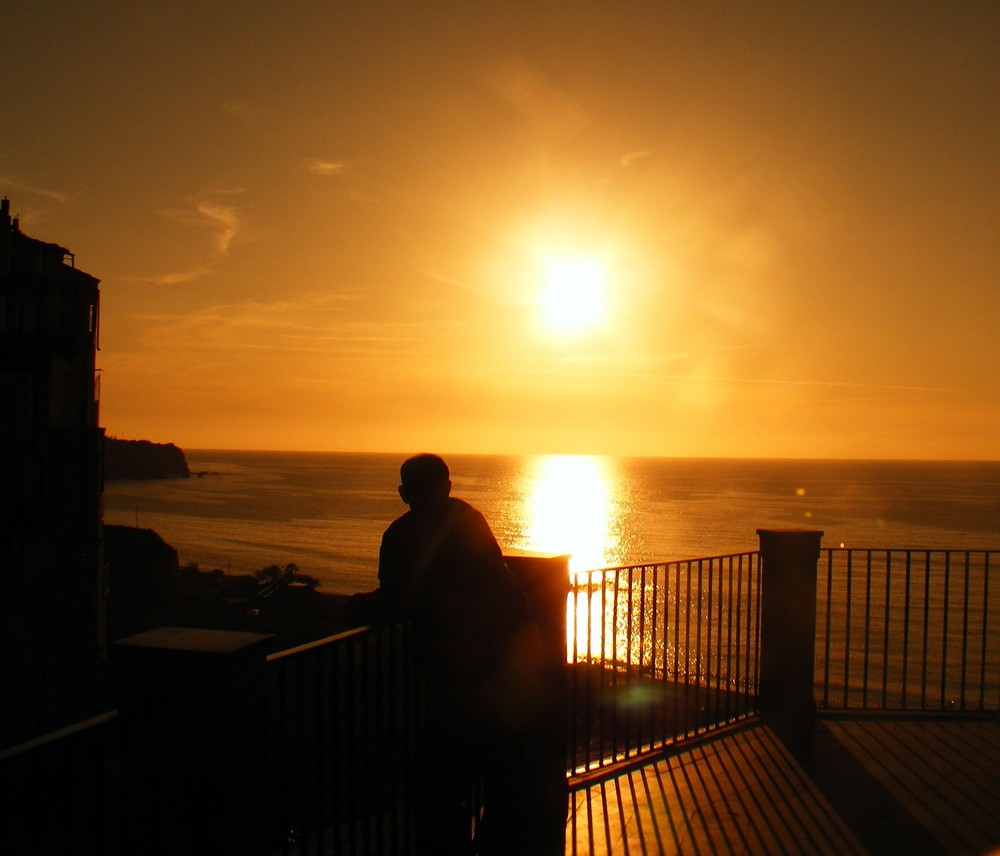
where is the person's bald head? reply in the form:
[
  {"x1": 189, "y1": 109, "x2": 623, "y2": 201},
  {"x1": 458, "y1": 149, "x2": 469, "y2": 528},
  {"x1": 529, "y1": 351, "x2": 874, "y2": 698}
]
[{"x1": 398, "y1": 453, "x2": 451, "y2": 507}]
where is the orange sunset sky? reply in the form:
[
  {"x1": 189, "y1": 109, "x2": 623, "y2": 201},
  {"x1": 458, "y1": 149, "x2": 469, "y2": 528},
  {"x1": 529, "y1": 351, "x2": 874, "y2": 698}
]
[{"x1": 3, "y1": 2, "x2": 998, "y2": 459}]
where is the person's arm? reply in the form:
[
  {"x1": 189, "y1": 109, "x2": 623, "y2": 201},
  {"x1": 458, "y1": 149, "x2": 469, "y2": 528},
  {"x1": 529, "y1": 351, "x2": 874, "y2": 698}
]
[{"x1": 377, "y1": 524, "x2": 409, "y2": 622}]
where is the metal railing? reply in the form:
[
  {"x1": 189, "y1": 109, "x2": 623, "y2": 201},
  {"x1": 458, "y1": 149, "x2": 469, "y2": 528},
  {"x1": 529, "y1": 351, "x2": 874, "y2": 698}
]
[
  {"x1": 567, "y1": 551, "x2": 762, "y2": 776},
  {"x1": 817, "y1": 548, "x2": 999, "y2": 713},
  {"x1": 264, "y1": 623, "x2": 421, "y2": 856},
  {"x1": 0, "y1": 710, "x2": 120, "y2": 855},
  {"x1": 10, "y1": 543, "x2": 998, "y2": 853}
]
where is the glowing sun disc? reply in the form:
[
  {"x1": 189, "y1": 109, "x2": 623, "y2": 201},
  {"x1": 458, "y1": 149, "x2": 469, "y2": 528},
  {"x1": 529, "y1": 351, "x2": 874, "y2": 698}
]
[{"x1": 540, "y1": 257, "x2": 606, "y2": 334}]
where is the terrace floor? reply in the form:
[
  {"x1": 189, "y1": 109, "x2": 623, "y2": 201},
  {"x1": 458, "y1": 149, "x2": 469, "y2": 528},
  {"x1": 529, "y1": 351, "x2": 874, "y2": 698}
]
[{"x1": 567, "y1": 715, "x2": 1000, "y2": 855}]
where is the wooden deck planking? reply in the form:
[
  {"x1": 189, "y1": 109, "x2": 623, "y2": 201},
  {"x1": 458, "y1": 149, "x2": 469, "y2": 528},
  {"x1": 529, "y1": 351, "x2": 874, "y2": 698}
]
[
  {"x1": 821, "y1": 718, "x2": 1000, "y2": 855},
  {"x1": 568, "y1": 725, "x2": 865, "y2": 855},
  {"x1": 566, "y1": 717, "x2": 1000, "y2": 855}
]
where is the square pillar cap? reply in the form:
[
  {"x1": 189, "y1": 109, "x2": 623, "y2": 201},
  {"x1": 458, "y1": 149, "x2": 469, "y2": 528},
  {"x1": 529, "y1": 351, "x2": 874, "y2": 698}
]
[{"x1": 114, "y1": 626, "x2": 273, "y2": 656}]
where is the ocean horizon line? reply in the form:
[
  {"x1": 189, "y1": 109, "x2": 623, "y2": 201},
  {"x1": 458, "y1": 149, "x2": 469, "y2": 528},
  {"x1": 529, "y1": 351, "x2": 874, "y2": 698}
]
[{"x1": 180, "y1": 447, "x2": 1000, "y2": 465}]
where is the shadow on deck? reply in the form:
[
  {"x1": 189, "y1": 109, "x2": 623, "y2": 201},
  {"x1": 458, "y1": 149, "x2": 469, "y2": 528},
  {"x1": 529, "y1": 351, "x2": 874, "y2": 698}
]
[{"x1": 568, "y1": 715, "x2": 1000, "y2": 855}]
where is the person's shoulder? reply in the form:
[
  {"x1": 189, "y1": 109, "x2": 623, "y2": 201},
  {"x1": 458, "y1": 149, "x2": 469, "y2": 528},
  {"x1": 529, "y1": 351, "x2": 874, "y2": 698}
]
[
  {"x1": 446, "y1": 498, "x2": 500, "y2": 547},
  {"x1": 382, "y1": 508, "x2": 416, "y2": 540},
  {"x1": 447, "y1": 497, "x2": 488, "y2": 522}
]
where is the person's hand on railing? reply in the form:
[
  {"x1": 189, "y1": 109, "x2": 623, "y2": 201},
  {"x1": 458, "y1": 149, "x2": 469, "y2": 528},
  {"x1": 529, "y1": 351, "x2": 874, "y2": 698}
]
[{"x1": 343, "y1": 587, "x2": 389, "y2": 627}]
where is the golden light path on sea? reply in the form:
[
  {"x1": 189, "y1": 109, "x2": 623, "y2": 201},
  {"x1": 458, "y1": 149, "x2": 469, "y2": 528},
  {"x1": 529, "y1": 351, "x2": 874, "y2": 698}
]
[
  {"x1": 521, "y1": 454, "x2": 624, "y2": 658},
  {"x1": 523, "y1": 454, "x2": 621, "y2": 573}
]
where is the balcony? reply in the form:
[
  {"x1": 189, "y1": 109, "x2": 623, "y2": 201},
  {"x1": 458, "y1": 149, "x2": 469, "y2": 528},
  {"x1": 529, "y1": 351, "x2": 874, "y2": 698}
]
[{"x1": 2, "y1": 533, "x2": 997, "y2": 854}]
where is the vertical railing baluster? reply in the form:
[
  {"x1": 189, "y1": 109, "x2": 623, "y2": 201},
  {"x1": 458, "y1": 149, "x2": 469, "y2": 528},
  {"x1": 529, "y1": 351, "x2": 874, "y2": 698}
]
[
  {"x1": 569, "y1": 574, "x2": 590, "y2": 770},
  {"x1": 941, "y1": 551, "x2": 952, "y2": 710},
  {"x1": 726, "y1": 556, "x2": 737, "y2": 720},
  {"x1": 345, "y1": 638, "x2": 358, "y2": 856},
  {"x1": 902, "y1": 551, "x2": 913, "y2": 709},
  {"x1": 646, "y1": 564, "x2": 658, "y2": 750},
  {"x1": 821, "y1": 550, "x2": 834, "y2": 709},
  {"x1": 752, "y1": 552, "x2": 762, "y2": 710},
  {"x1": 601, "y1": 571, "x2": 618, "y2": 757},
  {"x1": 385, "y1": 628, "x2": 397, "y2": 855},
  {"x1": 569, "y1": 581, "x2": 580, "y2": 772},
  {"x1": 636, "y1": 564, "x2": 646, "y2": 750},
  {"x1": 844, "y1": 550, "x2": 853, "y2": 708},
  {"x1": 704, "y1": 557, "x2": 713, "y2": 729},
  {"x1": 295, "y1": 654, "x2": 307, "y2": 855},
  {"x1": 277, "y1": 661, "x2": 289, "y2": 855},
  {"x1": 881, "y1": 550, "x2": 892, "y2": 709},
  {"x1": 862, "y1": 550, "x2": 873, "y2": 708},
  {"x1": 625, "y1": 565, "x2": 634, "y2": 758},
  {"x1": 697, "y1": 559, "x2": 705, "y2": 729},
  {"x1": 315, "y1": 648, "x2": 326, "y2": 856},
  {"x1": 583, "y1": 571, "x2": 594, "y2": 770},
  {"x1": 715, "y1": 559, "x2": 729, "y2": 722},
  {"x1": 331, "y1": 645, "x2": 343, "y2": 856},
  {"x1": 735, "y1": 554, "x2": 745, "y2": 717},
  {"x1": 879, "y1": 550, "x2": 892, "y2": 710},
  {"x1": 375, "y1": 626, "x2": 386, "y2": 855},
  {"x1": 659, "y1": 563, "x2": 671, "y2": 748},
  {"x1": 673, "y1": 560, "x2": 682, "y2": 738},
  {"x1": 684, "y1": 561, "x2": 693, "y2": 736},
  {"x1": 921, "y1": 552, "x2": 932, "y2": 710},
  {"x1": 360, "y1": 633, "x2": 372, "y2": 854},
  {"x1": 961, "y1": 551, "x2": 971, "y2": 711},
  {"x1": 981, "y1": 552, "x2": 991, "y2": 711}
]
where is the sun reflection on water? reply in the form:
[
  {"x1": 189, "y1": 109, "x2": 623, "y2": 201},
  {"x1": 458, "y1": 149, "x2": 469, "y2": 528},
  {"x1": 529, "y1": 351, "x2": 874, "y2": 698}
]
[{"x1": 523, "y1": 454, "x2": 623, "y2": 573}]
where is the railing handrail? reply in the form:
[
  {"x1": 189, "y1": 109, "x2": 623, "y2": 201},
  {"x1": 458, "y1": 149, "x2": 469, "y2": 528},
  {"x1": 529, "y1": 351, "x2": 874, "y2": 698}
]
[
  {"x1": 825, "y1": 546, "x2": 1000, "y2": 553},
  {"x1": 0, "y1": 708, "x2": 118, "y2": 763},
  {"x1": 266, "y1": 622, "x2": 373, "y2": 663},
  {"x1": 570, "y1": 549, "x2": 761, "y2": 578}
]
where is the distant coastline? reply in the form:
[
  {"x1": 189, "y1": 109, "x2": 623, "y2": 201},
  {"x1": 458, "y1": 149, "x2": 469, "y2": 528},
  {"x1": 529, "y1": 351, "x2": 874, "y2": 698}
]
[{"x1": 104, "y1": 437, "x2": 190, "y2": 481}]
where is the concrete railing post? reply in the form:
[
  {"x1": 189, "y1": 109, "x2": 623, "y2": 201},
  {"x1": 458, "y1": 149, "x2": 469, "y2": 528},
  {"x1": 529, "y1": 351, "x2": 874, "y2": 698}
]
[
  {"x1": 756, "y1": 529, "x2": 823, "y2": 752},
  {"x1": 503, "y1": 551, "x2": 570, "y2": 853},
  {"x1": 113, "y1": 627, "x2": 273, "y2": 856}
]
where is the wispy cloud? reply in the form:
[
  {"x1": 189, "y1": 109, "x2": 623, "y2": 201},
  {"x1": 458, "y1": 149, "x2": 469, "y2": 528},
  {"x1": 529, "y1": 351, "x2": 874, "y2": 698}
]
[
  {"x1": 114, "y1": 193, "x2": 243, "y2": 285},
  {"x1": 135, "y1": 296, "x2": 417, "y2": 357},
  {"x1": 305, "y1": 158, "x2": 347, "y2": 176},
  {"x1": 421, "y1": 268, "x2": 485, "y2": 294},
  {"x1": 116, "y1": 267, "x2": 212, "y2": 286},
  {"x1": 195, "y1": 201, "x2": 240, "y2": 253},
  {"x1": 163, "y1": 194, "x2": 243, "y2": 255},
  {"x1": 620, "y1": 151, "x2": 651, "y2": 168},
  {"x1": 0, "y1": 171, "x2": 70, "y2": 205},
  {"x1": 507, "y1": 365, "x2": 964, "y2": 395},
  {"x1": 490, "y1": 58, "x2": 590, "y2": 139}
]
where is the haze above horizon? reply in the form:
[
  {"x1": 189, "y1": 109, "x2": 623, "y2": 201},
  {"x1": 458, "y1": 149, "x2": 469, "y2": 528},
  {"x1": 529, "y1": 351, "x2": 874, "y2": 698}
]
[{"x1": 4, "y1": 3, "x2": 998, "y2": 460}]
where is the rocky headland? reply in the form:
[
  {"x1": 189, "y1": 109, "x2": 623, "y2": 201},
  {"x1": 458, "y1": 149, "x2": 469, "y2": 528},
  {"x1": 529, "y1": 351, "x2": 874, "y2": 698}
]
[
  {"x1": 104, "y1": 437, "x2": 190, "y2": 481},
  {"x1": 102, "y1": 438, "x2": 358, "y2": 649}
]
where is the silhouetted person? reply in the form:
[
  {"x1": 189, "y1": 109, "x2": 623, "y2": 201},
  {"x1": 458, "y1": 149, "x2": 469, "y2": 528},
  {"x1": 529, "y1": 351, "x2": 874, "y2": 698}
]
[{"x1": 376, "y1": 453, "x2": 546, "y2": 855}]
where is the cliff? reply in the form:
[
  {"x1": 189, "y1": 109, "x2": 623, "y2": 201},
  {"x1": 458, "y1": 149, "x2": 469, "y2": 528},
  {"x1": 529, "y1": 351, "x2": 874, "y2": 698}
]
[{"x1": 104, "y1": 438, "x2": 190, "y2": 481}]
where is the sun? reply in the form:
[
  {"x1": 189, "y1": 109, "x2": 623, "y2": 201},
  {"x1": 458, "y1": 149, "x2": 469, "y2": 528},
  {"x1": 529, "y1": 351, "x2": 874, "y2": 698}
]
[{"x1": 539, "y1": 257, "x2": 607, "y2": 335}]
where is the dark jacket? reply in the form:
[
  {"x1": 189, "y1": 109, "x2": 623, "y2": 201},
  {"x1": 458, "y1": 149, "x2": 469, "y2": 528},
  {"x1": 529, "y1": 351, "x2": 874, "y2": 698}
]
[{"x1": 378, "y1": 497, "x2": 538, "y2": 713}]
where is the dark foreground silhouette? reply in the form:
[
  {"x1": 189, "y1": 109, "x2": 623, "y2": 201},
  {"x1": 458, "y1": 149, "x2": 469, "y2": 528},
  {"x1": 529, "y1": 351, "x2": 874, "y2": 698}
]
[{"x1": 349, "y1": 453, "x2": 564, "y2": 855}]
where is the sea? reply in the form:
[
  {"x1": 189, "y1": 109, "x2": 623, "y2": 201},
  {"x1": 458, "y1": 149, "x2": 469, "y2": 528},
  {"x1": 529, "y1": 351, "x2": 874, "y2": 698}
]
[{"x1": 102, "y1": 451, "x2": 1000, "y2": 596}]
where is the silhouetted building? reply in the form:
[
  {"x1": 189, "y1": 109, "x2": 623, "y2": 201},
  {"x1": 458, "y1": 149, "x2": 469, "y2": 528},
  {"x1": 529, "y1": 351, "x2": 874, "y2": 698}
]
[{"x1": 0, "y1": 197, "x2": 106, "y2": 747}]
